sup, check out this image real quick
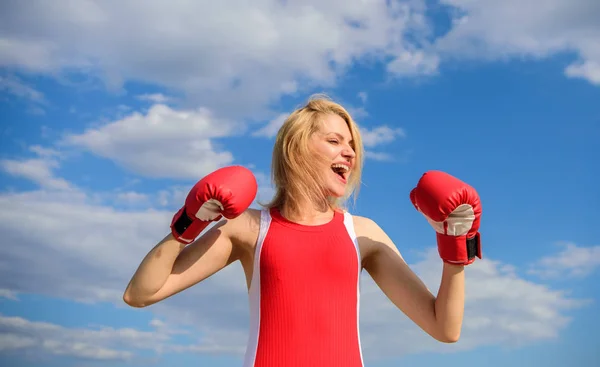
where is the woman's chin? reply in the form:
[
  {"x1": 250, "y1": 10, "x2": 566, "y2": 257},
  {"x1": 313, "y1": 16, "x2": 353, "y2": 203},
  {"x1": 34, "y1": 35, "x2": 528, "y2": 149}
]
[
  {"x1": 323, "y1": 178, "x2": 347, "y2": 199},
  {"x1": 326, "y1": 187, "x2": 346, "y2": 198}
]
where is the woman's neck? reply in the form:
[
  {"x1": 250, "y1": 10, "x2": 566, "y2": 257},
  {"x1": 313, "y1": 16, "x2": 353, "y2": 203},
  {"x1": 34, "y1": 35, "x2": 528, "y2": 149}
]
[{"x1": 279, "y1": 200, "x2": 334, "y2": 226}]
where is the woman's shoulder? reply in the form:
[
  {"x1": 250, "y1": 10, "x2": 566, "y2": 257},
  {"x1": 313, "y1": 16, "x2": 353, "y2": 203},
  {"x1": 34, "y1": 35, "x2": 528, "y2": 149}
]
[
  {"x1": 349, "y1": 213, "x2": 395, "y2": 247},
  {"x1": 348, "y1": 213, "x2": 401, "y2": 261},
  {"x1": 349, "y1": 213, "x2": 381, "y2": 234},
  {"x1": 222, "y1": 208, "x2": 262, "y2": 249}
]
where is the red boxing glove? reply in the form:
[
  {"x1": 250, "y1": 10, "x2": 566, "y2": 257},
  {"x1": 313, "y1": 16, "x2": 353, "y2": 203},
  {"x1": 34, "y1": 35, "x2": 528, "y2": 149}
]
[
  {"x1": 410, "y1": 171, "x2": 482, "y2": 265},
  {"x1": 171, "y1": 165, "x2": 258, "y2": 244}
]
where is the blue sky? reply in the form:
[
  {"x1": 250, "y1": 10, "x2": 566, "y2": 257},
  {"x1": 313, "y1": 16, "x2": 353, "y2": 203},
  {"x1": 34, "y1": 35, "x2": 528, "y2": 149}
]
[{"x1": 0, "y1": 1, "x2": 598, "y2": 366}]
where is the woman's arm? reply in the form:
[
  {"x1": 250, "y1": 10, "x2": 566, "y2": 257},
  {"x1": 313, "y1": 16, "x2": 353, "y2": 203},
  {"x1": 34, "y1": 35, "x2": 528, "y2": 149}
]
[
  {"x1": 123, "y1": 212, "x2": 252, "y2": 308},
  {"x1": 123, "y1": 165, "x2": 259, "y2": 308},
  {"x1": 358, "y1": 217, "x2": 465, "y2": 343},
  {"x1": 123, "y1": 233, "x2": 188, "y2": 306},
  {"x1": 435, "y1": 262, "x2": 465, "y2": 342}
]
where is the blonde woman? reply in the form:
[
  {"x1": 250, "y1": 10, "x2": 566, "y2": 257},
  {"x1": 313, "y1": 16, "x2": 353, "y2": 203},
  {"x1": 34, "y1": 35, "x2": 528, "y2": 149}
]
[{"x1": 123, "y1": 95, "x2": 482, "y2": 366}]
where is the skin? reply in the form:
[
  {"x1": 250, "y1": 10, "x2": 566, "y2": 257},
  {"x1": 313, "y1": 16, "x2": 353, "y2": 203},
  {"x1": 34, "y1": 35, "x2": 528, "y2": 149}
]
[{"x1": 123, "y1": 113, "x2": 466, "y2": 343}]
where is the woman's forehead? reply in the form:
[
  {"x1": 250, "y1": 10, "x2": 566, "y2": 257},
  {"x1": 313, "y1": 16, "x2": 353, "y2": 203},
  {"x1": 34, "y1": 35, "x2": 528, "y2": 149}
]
[{"x1": 319, "y1": 114, "x2": 352, "y2": 136}]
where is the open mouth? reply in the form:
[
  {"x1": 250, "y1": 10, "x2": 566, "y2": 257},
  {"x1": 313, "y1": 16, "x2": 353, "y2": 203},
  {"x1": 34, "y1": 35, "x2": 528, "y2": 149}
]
[{"x1": 331, "y1": 163, "x2": 349, "y2": 181}]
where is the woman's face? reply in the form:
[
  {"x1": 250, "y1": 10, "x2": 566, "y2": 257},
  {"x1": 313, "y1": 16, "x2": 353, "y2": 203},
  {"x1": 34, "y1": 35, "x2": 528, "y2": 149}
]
[{"x1": 309, "y1": 113, "x2": 356, "y2": 198}]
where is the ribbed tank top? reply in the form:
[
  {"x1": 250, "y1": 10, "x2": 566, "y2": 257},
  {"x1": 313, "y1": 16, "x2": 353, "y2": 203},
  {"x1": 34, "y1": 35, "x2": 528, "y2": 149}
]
[{"x1": 243, "y1": 207, "x2": 364, "y2": 367}]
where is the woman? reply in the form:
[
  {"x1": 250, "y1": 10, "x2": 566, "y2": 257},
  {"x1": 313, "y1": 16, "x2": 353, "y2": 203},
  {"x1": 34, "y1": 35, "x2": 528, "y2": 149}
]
[{"x1": 123, "y1": 95, "x2": 482, "y2": 366}]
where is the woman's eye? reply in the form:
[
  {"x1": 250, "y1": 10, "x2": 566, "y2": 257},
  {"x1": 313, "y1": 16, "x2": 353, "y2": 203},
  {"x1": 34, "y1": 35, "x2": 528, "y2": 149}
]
[{"x1": 328, "y1": 140, "x2": 339, "y2": 144}]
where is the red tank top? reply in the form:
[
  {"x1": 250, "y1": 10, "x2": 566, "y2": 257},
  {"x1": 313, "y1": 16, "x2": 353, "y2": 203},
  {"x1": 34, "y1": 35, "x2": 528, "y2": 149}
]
[{"x1": 243, "y1": 207, "x2": 364, "y2": 367}]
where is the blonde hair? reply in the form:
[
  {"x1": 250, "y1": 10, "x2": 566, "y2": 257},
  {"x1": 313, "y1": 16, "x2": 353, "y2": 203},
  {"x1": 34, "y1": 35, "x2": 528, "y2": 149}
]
[{"x1": 263, "y1": 94, "x2": 364, "y2": 219}]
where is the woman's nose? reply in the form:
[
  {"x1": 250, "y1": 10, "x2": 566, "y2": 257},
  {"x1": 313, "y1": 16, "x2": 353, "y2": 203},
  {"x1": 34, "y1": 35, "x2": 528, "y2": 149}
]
[{"x1": 342, "y1": 146, "x2": 356, "y2": 158}]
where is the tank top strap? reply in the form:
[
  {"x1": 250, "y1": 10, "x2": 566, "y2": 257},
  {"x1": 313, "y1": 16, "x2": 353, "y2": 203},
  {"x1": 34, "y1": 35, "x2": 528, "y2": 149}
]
[
  {"x1": 257, "y1": 208, "x2": 272, "y2": 245},
  {"x1": 341, "y1": 210, "x2": 360, "y2": 258}
]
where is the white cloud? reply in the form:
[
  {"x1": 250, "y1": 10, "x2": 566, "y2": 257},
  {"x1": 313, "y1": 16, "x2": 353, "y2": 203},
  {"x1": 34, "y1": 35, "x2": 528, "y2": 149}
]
[
  {"x1": 0, "y1": 314, "x2": 171, "y2": 360},
  {"x1": 136, "y1": 93, "x2": 172, "y2": 104},
  {"x1": 565, "y1": 60, "x2": 600, "y2": 85},
  {"x1": 62, "y1": 103, "x2": 240, "y2": 180},
  {"x1": 251, "y1": 112, "x2": 289, "y2": 138},
  {"x1": 1, "y1": 158, "x2": 69, "y2": 190},
  {"x1": 0, "y1": 334, "x2": 37, "y2": 351},
  {"x1": 0, "y1": 189, "x2": 170, "y2": 304},
  {"x1": 358, "y1": 92, "x2": 368, "y2": 104},
  {"x1": 361, "y1": 125, "x2": 406, "y2": 147},
  {"x1": 156, "y1": 185, "x2": 190, "y2": 208},
  {"x1": 386, "y1": 49, "x2": 440, "y2": 76},
  {"x1": 0, "y1": 0, "x2": 436, "y2": 118},
  {"x1": 0, "y1": 182, "x2": 589, "y2": 362},
  {"x1": 365, "y1": 151, "x2": 395, "y2": 162},
  {"x1": 0, "y1": 311, "x2": 251, "y2": 361},
  {"x1": 115, "y1": 191, "x2": 150, "y2": 206},
  {"x1": 435, "y1": 0, "x2": 600, "y2": 85},
  {"x1": 528, "y1": 242, "x2": 600, "y2": 279},
  {"x1": 0, "y1": 74, "x2": 46, "y2": 104},
  {"x1": 0, "y1": 145, "x2": 73, "y2": 191},
  {"x1": 0, "y1": 289, "x2": 18, "y2": 301},
  {"x1": 360, "y1": 125, "x2": 407, "y2": 162},
  {"x1": 347, "y1": 106, "x2": 369, "y2": 120},
  {"x1": 1, "y1": 0, "x2": 597, "y2": 133}
]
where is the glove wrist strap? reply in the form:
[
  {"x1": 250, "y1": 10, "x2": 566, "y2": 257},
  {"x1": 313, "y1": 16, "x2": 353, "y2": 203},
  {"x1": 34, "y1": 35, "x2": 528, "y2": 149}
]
[
  {"x1": 437, "y1": 232, "x2": 482, "y2": 265},
  {"x1": 171, "y1": 207, "x2": 194, "y2": 239},
  {"x1": 170, "y1": 206, "x2": 217, "y2": 244}
]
